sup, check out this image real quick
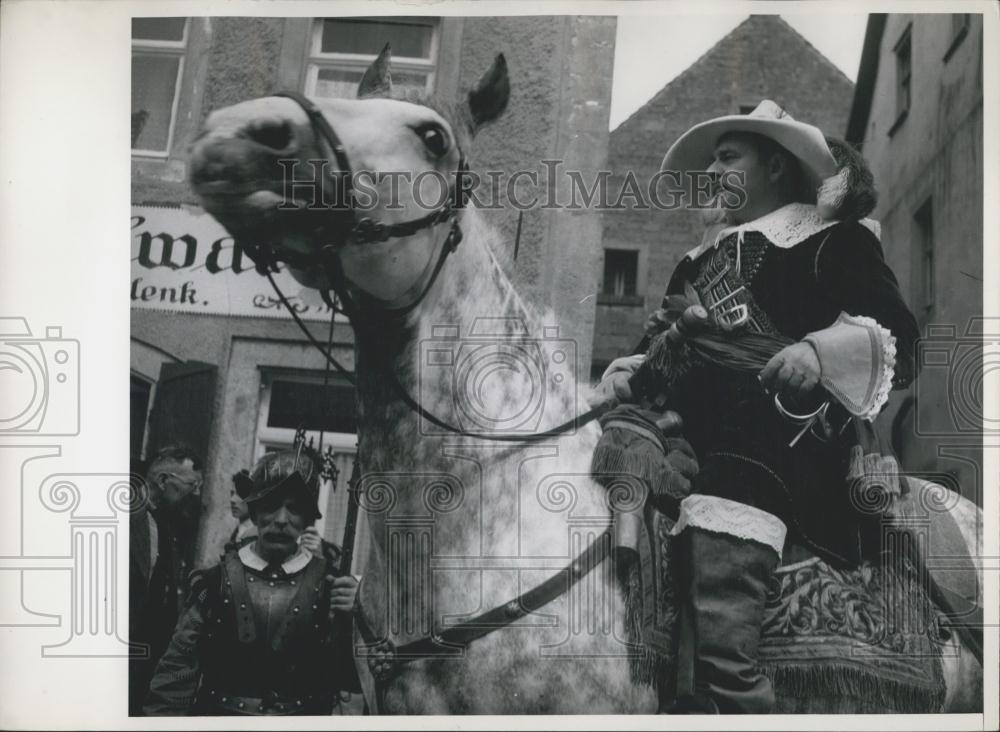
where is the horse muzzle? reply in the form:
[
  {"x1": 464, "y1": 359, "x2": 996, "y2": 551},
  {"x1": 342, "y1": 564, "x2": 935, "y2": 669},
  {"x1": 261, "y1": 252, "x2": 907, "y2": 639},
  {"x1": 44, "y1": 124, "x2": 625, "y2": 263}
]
[
  {"x1": 189, "y1": 132, "x2": 353, "y2": 273},
  {"x1": 190, "y1": 133, "x2": 305, "y2": 206}
]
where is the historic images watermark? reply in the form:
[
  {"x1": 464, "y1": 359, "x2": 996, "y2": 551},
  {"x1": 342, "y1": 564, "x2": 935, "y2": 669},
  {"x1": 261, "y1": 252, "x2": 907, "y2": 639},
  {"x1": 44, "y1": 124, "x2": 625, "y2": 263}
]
[
  {"x1": 352, "y1": 455, "x2": 986, "y2": 665},
  {"x1": 417, "y1": 317, "x2": 579, "y2": 437},
  {"x1": 913, "y1": 317, "x2": 1000, "y2": 438},
  {"x1": 342, "y1": 309, "x2": 987, "y2": 671},
  {"x1": 357, "y1": 316, "x2": 646, "y2": 661},
  {"x1": 0, "y1": 317, "x2": 79, "y2": 436},
  {"x1": 353, "y1": 467, "x2": 650, "y2": 663},
  {"x1": 276, "y1": 159, "x2": 748, "y2": 213},
  {"x1": 0, "y1": 306, "x2": 989, "y2": 669},
  {"x1": 0, "y1": 317, "x2": 140, "y2": 657}
]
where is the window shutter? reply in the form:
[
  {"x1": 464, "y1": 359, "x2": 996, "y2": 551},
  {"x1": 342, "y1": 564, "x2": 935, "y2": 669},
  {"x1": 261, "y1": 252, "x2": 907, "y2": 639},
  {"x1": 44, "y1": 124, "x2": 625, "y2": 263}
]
[{"x1": 146, "y1": 360, "x2": 218, "y2": 463}]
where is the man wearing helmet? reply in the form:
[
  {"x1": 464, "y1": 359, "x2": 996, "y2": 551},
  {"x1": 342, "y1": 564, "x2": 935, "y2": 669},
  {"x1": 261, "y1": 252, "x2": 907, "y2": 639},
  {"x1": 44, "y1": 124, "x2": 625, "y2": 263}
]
[{"x1": 144, "y1": 448, "x2": 360, "y2": 715}]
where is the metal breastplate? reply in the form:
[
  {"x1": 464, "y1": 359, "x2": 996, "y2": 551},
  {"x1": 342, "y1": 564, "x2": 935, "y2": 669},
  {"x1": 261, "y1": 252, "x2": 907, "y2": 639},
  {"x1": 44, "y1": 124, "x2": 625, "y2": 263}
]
[
  {"x1": 690, "y1": 233, "x2": 777, "y2": 335},
  {"x1": 198, "y1": 554, "x2": 335, "y2": 703},
  {"x1": 221, "y1": 552, "x2": 330, "y2": 651}
]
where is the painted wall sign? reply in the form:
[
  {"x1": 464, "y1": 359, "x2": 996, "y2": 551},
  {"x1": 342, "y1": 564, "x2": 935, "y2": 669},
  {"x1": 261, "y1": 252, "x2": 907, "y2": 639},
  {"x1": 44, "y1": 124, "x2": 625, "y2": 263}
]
[{"x1": 131, "y1": 205, "x2": 337, "y2": 322}]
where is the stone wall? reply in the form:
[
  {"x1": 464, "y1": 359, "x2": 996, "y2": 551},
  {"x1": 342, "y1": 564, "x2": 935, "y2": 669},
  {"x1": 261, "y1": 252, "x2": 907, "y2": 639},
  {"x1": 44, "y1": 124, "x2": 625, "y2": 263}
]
[
  {"x1": 459, "y1": 16, "x2": 616, "y2": 363},
  {"x1": 852, "y1": 14, "x2": 984, "y2": 499}
]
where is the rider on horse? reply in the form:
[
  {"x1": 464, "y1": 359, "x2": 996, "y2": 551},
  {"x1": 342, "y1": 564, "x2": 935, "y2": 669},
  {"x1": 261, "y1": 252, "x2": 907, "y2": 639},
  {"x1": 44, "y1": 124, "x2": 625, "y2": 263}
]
[{"x1": 597, "y1": 100, "x2": 920, "y2": 713}]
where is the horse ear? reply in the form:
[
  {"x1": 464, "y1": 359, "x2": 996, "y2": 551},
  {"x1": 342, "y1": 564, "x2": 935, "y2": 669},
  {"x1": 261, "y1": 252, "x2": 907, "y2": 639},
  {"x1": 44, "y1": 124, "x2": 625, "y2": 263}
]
[
  {"x1": 467, "y1": 53, "x2": 509, "y2": 131},
  {"x1": 357, "y1": 43, "x2": 392, "y2": 98}
]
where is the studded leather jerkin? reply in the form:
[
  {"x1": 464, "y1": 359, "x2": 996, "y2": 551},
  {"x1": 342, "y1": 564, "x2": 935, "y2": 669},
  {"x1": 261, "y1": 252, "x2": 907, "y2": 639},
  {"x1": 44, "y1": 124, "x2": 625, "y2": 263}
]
[{"x1": 192, "y1": 552, "x2": 340, "y2": 714}]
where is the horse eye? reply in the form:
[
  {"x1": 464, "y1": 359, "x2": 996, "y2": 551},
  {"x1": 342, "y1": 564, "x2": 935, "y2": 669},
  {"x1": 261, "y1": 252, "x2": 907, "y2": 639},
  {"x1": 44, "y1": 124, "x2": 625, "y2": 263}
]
[{"x1": 418, "y1": 125, "x2": 450, "y2": 157}]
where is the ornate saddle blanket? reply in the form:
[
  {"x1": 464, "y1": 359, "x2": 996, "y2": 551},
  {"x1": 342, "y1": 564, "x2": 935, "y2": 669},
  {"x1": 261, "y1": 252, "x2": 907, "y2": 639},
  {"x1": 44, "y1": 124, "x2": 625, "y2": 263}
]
[
  {"x1": 626, "y1": 506, "x2": 949, "y2": 714},
  {"x1": 761, "y1": 553, "x2": 947, "y2": 713}
]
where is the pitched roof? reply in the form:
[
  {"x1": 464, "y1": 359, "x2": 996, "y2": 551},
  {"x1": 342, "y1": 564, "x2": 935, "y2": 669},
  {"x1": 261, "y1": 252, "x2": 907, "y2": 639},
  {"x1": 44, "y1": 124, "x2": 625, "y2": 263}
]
[{"x1": 613, "y1": 14, "x2": 853, "y2": 135}]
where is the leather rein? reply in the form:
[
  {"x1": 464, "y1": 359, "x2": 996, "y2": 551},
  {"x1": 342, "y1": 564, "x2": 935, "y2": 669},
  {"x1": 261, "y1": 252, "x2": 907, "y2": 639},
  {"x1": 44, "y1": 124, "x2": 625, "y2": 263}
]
[
  {"x1": 239, "y1": 92, "x2": 616, "y2": 675},
  {"x1": 355, "y1": 527, "x2": 615, "y2": 683}
]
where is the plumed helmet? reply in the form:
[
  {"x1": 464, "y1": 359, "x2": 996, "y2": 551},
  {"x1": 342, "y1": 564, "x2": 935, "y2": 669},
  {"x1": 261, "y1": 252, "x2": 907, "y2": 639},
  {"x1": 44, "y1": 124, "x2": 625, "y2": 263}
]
[{"x1": 244, "y1": 446, "x2": 322, "y2": 522}]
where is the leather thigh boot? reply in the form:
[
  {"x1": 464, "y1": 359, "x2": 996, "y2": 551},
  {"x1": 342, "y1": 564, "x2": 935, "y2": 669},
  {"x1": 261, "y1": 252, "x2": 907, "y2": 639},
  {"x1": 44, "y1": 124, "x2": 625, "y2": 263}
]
[{"x1": 670, "y1": 495, "x2": 785, "y2": 714}]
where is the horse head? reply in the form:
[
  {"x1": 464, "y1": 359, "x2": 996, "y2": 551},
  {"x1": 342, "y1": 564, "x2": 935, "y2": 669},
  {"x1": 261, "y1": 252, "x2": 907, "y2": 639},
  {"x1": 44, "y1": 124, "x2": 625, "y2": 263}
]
[{"x1": 190, "y1": 46, "x2": 509, "y2": 305}]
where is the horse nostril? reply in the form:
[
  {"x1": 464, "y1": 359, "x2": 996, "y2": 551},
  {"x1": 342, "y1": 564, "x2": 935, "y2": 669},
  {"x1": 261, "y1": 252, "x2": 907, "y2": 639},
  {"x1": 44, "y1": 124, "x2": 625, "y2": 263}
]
[{"x1": 247, "y1": 120, "x2": 293, "y2": 152}]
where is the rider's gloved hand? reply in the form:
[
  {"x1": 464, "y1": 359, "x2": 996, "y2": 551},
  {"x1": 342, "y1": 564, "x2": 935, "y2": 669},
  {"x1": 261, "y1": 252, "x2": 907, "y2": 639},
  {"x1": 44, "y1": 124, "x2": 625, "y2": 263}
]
[
  {"x1": 589, "y1": 354, "x2": 645, "y2": 408},
  {"x1": 644, "y1": 307, "x2": 672, "y2": 337},
  {"x1": 593, "y1": 405, "x2": 698, "y2": 515}
]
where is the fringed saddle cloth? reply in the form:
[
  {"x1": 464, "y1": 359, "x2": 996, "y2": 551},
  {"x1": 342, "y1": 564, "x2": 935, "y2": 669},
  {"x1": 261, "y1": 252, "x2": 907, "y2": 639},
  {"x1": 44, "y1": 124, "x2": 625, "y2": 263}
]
[
  {"x1": 761, "y1": 549, "x2": 948, "y2": 713},
  {"x1": 624, "y1": 505, "x2": 951, "y2": 713}
]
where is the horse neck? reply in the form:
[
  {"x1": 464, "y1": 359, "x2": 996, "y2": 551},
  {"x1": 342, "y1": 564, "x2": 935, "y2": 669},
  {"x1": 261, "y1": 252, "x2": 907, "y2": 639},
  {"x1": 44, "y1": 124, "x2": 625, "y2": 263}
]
[
  {"x1": 414, "y1": 208, "x2": 546, "y2": 352},
  {"x1": 352, "y1": 207, "x2": 612, "y2": 623},
  {"x1": 353, "y1": 207, "x2": 582, "y2": 471}
]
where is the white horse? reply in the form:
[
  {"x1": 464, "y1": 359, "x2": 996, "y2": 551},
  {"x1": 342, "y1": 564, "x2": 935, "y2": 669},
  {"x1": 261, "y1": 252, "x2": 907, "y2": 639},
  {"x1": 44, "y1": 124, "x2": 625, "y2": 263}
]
[{"x1": 188, "y1": 49, "x2": 982, "y2": 714}]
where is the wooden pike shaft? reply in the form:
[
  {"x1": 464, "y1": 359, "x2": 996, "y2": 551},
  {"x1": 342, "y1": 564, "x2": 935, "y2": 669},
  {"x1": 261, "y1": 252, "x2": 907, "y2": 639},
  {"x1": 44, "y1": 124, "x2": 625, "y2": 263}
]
[{"x1": 339, "y1": 458, "x2": 362, "y2": 576}]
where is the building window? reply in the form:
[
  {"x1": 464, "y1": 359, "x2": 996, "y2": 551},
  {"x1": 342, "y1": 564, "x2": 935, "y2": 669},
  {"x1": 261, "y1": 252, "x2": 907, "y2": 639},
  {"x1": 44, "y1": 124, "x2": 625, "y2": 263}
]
[
  {"x1": 602, "y1": 249, "x2": 639, "y2": 298},
  {"x1": 944, "y1": 14, "x2": 971, "y2": 62},
  {"x1": 914, "y1": 198, "x2": 935, "y2": 314},
  {"x1": 305, "y1": 17, "x2": 439, "y2": 100},
  {"x1": 890, "y1": 24, "x2": 912, "y2": 134},
  {"x1": 256, "y1": 370, "x2": 358, "y2": 454},
  {"x1": 131, "y1": 18, "x2": 188, "y2": 156}
]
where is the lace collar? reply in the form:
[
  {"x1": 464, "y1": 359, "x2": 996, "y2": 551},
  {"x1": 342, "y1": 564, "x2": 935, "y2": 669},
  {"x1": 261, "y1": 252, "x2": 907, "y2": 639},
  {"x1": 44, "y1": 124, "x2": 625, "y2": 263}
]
[
  {"x1": 684, "y1": 203, "x2": 872, "y2": 261},
  {"x1": 238, "y1": 543, "x2": 312, "y2": 574}
]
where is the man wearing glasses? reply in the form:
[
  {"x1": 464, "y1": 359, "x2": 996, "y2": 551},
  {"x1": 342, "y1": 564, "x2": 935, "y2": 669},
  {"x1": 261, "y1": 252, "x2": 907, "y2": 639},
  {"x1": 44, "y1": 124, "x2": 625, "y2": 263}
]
[{"x1": 130, "y1": 445, "x2": 205, "y2": 715}]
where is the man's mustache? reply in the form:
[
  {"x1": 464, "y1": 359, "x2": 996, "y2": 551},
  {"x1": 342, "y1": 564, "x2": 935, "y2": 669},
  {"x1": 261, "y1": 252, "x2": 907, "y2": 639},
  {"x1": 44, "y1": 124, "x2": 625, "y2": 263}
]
[{"x1": 699, "y1": 198, "x2": 732, "y2": 227}]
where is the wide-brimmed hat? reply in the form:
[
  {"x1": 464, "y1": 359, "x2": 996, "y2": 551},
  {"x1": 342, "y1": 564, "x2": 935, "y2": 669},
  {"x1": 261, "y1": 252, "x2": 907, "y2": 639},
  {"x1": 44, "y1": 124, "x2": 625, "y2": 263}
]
[
  {"x1": 660, "y1": 100, "x2": 838, "y2": 194},
  {"x1": 245, "y1": 448, "x2": 322, "y2": 522}
]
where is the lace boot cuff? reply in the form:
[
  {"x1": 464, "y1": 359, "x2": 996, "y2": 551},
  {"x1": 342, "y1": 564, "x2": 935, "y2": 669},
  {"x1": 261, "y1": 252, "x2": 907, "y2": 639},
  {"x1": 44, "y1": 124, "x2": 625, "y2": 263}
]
[{"x1": 670, "y1": 494, "x2": 787, "y2": 560}]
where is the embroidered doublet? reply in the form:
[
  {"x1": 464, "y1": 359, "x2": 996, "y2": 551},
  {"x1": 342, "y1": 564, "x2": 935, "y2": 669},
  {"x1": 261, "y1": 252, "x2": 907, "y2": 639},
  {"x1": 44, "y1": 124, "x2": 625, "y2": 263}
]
[
  {"x1": 690, "y1": 232, "x2": 776, "y2": 335},
  {"x1": 649, "y1": 207, "x2": 920, "y2": 565}
]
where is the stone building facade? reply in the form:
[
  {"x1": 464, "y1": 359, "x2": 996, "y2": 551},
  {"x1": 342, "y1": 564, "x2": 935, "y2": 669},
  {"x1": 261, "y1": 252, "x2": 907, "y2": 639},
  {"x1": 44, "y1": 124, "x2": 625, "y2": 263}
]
[
  {"x1": 846, "y1": 13, "x2": 985, "y2": 501},
  {"x1": 592, "y1": 15, "x2": 855, "y2": 373},
  {"x1": 131, "y1": 16, "x2": 616, "y2": 566}
]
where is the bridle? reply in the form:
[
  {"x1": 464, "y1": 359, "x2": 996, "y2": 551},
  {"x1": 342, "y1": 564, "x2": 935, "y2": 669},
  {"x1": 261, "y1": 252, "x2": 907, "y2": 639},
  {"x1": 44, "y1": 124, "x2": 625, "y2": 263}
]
[
  {"x1": 250, "y1": 90, "x2": 609, "y2": 443},
  {"x1": 236, "y1": 93, "x2": 618, "y2": 683},
  {"x1": 236, "y1": 90, "x2": 468, "y2": 321}
]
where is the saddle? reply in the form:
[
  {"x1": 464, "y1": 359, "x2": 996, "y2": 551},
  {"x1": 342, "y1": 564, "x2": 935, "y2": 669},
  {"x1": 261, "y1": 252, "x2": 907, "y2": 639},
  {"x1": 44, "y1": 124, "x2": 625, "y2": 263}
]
[{"x1": 625, "y1": 472, "x2": 979, "y2": 714}]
